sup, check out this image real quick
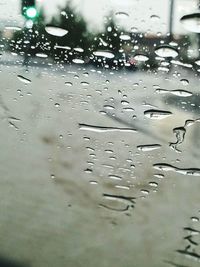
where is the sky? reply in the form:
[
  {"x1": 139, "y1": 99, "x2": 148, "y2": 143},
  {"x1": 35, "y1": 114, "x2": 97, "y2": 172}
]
[{"x1": 0, "y1": 0, "x2": 198, "y2": 34}]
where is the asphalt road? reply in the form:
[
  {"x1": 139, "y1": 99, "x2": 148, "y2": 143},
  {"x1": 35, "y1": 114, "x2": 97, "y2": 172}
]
[{"x1": 0, "y1": 61, "x2": 200, "y2": 267}]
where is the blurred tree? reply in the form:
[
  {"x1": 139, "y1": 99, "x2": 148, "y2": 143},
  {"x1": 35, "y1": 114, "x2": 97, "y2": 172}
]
[
  {"x1": 9, "y1": 2, "x2": 124, "y2": 67},
  {"x1": 100, "y1": 15, "x2": 122, "y2": 52},
  {"x1": 46, "y1": 1, "x2": 93, "y2": 63},
  {"x1": 91, "y1": 13, "x2": 124, "y2": 68},
  {"x1": 10, "y1": 8, "x2": 47, "y2": 57}
]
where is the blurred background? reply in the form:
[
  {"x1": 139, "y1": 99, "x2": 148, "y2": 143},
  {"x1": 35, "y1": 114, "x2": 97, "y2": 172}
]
[
  {"x1": 1, "y1": 1, "x2": 200, "y2": 267},
  {"x1": 1, "y1": 0, "x2": 200, "y2": 70}
]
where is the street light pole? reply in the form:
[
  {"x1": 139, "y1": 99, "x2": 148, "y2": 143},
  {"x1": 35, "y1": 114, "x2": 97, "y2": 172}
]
[
  {"x1": 169, "y1": 0, "x2": 174, "y2": 42},
  {"x1": 198, "y1": 0, "x2": 200, "y2": 56}
]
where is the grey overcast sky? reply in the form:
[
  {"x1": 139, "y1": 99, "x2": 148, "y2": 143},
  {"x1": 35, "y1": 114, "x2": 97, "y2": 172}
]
[{"x1": 0, "y1": 0, "x2": 198, "y2": 33}]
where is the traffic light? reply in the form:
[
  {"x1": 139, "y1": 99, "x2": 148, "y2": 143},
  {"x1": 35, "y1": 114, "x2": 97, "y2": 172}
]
[{"x1": 21, "y1": 0, "x2": 37, "y2": 19}]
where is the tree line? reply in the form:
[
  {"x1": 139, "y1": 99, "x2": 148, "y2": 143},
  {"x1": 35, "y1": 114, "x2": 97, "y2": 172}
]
[{"x1": 8, "y1": 1, "x2": 124, "y2": 68}]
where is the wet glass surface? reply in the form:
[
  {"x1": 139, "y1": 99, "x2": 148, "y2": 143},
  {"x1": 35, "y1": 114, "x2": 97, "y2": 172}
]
[{"x1": 1, "y1": 0, "x2": 200, "y2": 266}]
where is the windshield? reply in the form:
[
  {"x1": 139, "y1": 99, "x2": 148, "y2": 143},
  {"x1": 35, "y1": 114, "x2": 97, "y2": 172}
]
[{"x1": 0, "y1": 1, "x2": 200, "y2": 267}]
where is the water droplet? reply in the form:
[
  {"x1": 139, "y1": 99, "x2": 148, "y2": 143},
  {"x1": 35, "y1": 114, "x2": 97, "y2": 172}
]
[
  {"x1": 107, "y1": 26, "x2": 112, "y2": 32},
  {"x1": 115, "y1": 185, "x2": 130, "y2": 190},
  {"x1": 161, "y1": 61, "x2": 170, "y2": 67},
  {"x1": 144, "y1": 109, "x2": 172, "y2": 119},
  {"x1": 134, "y1": 54, "x2": 149, "y2": 62},
  {"x1": 171, "y1": 60, "x2": 192, "y2": 68},
  {"x1": 36, "y1": 53, "x2": 48, "y2": 58},
  {"x1": 72, "y1": 58, "x2": 84, "y2": 64},
  {"x1": 81, "y1": 81, "x2": 89, "y2": 86},
  {"x1": 84, "y1": 168, "x2": 93, "y2": 174},
  {"x1": 123, "y1": 107, "x2": 135, "y2": 112},
  {"x1": 54, "y1": 45, "x2": 71, "y2": 50},
  {"x1": 17, "y1": 75, "x2": 31, "y2": 84},
  {"x1": 120, "y1": 34, "x2": 131, "y2": 40},
  {"x1": 103, "y1": 105, "x2": 115, "y2": 110},
  {"x1": 142, "y1": 102, "x2": 158, "y2": 108},
  {"x1": 74, "y1": 47, "x2": 84, "y2": 53},
  {"x1": 86, "y1": 147, "x2": 95, "y2": 152},
  {"x1": 108, "y1": 175, "x2": 122, "y2": 180},
  {"x1": 155, "y1": 88, "x2": 192, "y2": 97},
  {"x1": 93, "y1": 50, "x2": 115, "y2": 59},
  {"x1": 150, "y1": 15, "x2": 160, "y2": 21},
  {"x1": 180, "y1": 79, "x2": 189, "y2": 86},
  {"x1": 115, "y1": 12, "x2": 129, "y2": 19},
  {"x1": 195, "y1": 59, "x2": 200, "y2": 66},
  {"x1": 169, "y1": 41, "x2": 178, "y2": 47},
  {"x1": 100, "y1": 193, "x2": 134, "y2": 212},
  {"x1": 103, "y1": 193, "x2": 135, "y2": 204},
  {"x1": 99, "y1": 203, "x2": 129, "y2": 212},
  {"x1": 153, "y1": 163, "x2": 200, "y2": 176},
  {"x1": 89, "y1": 181, "x2": 98, "y2": 185},
  {"x1": 131, "y1": 27, "x2": 138, "y2": 33},
  {"x1": 158, "y1": 67, "x2": 170, "y2": 72},
  {"x1": 149, "y1": 182, "x2": 158, "y2": 187},
  {"x1": 105, "y1": 149, "x2": 113, "y2": 154},
  {"x1": 121, "y1": 100, "x2": 129, "y2": 106},
  {"x1": 5, "y1": 26, "x2": 21, "y2": 31},
  {"x1": 153, "y1": 163, "x2": 176, "y2": 172},
  {"x1": 83, "y1": 72, "x2": 89, "y2": 77},
  {"x1": 170, "y1": 127, "x2": 186, "y2": 153},
  {"x1": 51, "y1": 174, "x2": 55, "y2": 179},
  {"x1": 176, "y1": 247, "x2": 200, "y2": 260},
  {"x1": 137, "y1": 144, "x2": 161, "y2": 151},
  {"x1": 54, "y1": 103, "x2": 60, "y2": 107},
  {"x1": 141, "y1": 189, "x2": 149, "y2": 195},
  {"x1": 79, "y1": 123, "x2": 137, "y2": 133},
  {"x1": 180, "y1": 13, "x2": 200, "y2": 33},
  {"x1": 170, "y1": 89, "x2": 192, "y2": 97},
  {"x1": 99, "y1": 37, "x2": 108, "y2": 47},
  {"x1": 102, "y1": 164, "x2": 114, "y2": 169},
  {"x1": 45, "y1": 26, "x2": 68, "y2": 37},
  {"x1": 184, "y1": 119, "x2": 195, "y2": 127},
  {"x1": 191, "y1": 217, "x2": 199, "y2": 222},
  {"x1": 65, "y1": 82, "x2": 73, "y2": 86},
  {"x1": 155, "y1": 45, "x2": 178, "y2": 58},
  {"x1": 154, "y1": 173, "x2": 165, "y2": 179}
]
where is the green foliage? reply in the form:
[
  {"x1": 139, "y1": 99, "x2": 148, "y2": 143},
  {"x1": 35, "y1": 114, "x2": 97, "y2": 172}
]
[
  {"x1": 96, "y1": 15, "x2": 122, "y2": 52},
  {"x1": 50, "y1": 2, "x2": 91, "y2": 48},
  {"x1": 46, "y1": 1, "x2": 93, "y2": 62},
  {"x1": 10, "y1": 8, "x2": 47, "y2": 56},
  {"x1": 9, "y1": 1, "x2": 122, "y2": 66},
  {"x1": 91, "y1": 14, "x2": 124, "y2": 68}
]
